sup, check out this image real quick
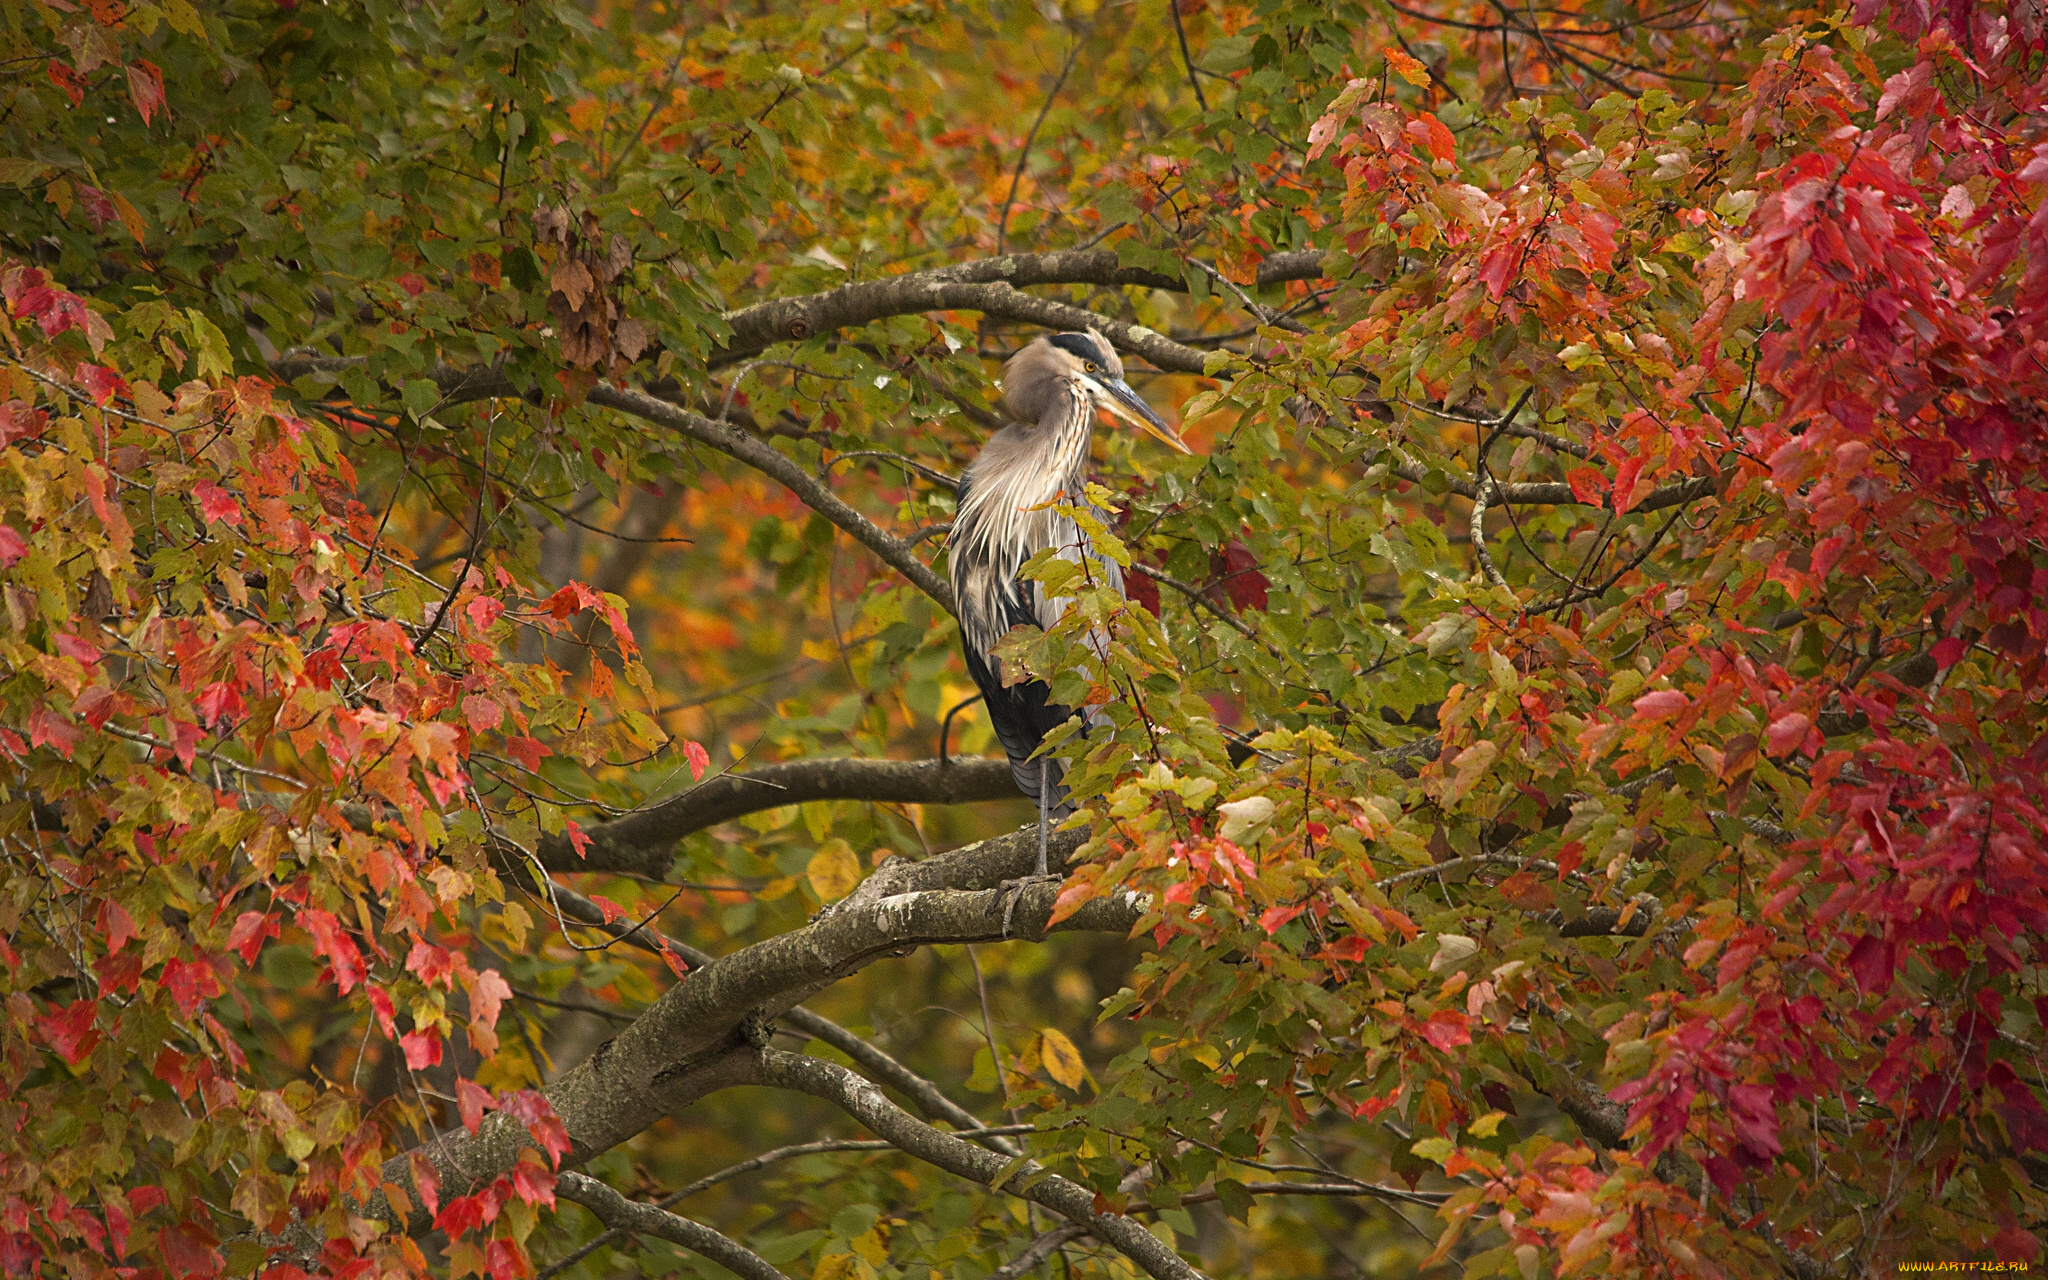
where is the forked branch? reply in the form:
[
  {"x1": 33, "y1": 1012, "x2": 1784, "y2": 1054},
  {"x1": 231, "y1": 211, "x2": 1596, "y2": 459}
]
[
  {"x1": 372, "y1": 824, "x2": 1109, "y2": 1237},
  {"x1": 751, "y1": 1050, "x2": 1208, "y2": 1280}
]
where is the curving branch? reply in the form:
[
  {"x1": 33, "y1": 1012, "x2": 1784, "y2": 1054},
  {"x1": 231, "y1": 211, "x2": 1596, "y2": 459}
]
[
  {"x1": 374, "y1": 824, "x2": 1109, "y2": 1237},
  {"x1": 535, "y1": 755, "x2": 1020, "y2": 873},
  {"x1": 751, "y1": 1050, "x2": 1207, "y2": 1280},
  {"x1": 498, "y1": 855, "x2": 1022, "y2": 1158},
  {"x1": 543, "y1": 1126, "x2": 1031, "y2": 1280},
  {"x1": 273, "y1": 357, "x2": 961, "y2": 614},
  {"x1": 792, "y1": 1014, "x2": 1024, "y2": 1158},
  {"x1": 1469, "y1": 475, "x2": 1509, "y2": 589},
  {"x1": 556, "y1": 1171, "x2": 793, "y2": 1280},
  {"x1": 584, "y1": 382, "x2": 957, "y2": 610},
  {"x1": 713, "y1": 249, "x2": 1324, "y2": 369}
]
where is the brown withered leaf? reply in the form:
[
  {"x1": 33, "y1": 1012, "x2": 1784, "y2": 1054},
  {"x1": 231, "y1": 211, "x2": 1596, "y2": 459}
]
[
  {"x1": 533, "y1": 204, "x2": 571, "y2": 245},
  {"x1": 605, "y1": 234, "x2": 634, "y2": 282},
  {"x1": 612, "y1": 316, "x2": 650, "y2": 362},
  {"x1": 551, "y1": 256, "x2": 594, "y2": 311},
  {"x1": 560, "y1": 299, "x2": 612, "y2": 368},
  {"x1": 561, "y1": 325, "x2": 608, "y2": 368},
  {"x1": 81, "y1": 570, "x2": 114, "y2": 622}
]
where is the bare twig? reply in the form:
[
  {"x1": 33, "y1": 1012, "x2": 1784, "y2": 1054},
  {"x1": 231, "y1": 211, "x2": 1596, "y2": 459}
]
[
  {"x1": 556, "y1": 1171, "x2": 793, "y2": 1280},
  {"x1": 997, "y1": 40, "x2": 1085, "y2": 257},
  {"x1": 753, "y1": 1050, "x2": 1207, "y2": 1280},
  {"x1": 991, "y1": 1223, "x2": 1092, "y2": 1280},
  {"x1": 1168, "y1": 0, "x2": 1208, "y2": 111}
]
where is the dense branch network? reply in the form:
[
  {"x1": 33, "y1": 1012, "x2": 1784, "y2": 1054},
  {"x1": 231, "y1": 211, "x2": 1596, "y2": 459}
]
[{"x1": 279, "y1": 246, "x2": 1830, "y2": 1277}]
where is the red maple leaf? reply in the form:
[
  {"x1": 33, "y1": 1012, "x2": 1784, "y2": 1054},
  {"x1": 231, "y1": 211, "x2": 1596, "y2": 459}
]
[
  {"x1": 125, "y1": 60, "x2": 166, "y2": 125},
  {"x1": 37, "y1": 999, "x2": 99, "y2": 1065}
]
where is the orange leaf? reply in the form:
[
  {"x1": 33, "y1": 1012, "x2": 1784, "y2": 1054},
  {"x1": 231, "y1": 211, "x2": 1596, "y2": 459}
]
[
  {"x1": 111, "y1": 192, "x2": 146, "y2": 245},
  {"x1": 1383, "y1": 47, "x2": 1430, "y2": 87}
]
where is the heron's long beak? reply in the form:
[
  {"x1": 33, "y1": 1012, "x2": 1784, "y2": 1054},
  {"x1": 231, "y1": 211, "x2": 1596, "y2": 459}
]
[{"x1": 1089, "y1": 376, "x2": 1193, "y2": 454}]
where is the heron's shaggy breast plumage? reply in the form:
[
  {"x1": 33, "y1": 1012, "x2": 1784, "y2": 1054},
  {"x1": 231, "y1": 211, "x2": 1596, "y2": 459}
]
[{"x1": 948, "y1": 382, "x2": 1122, "y2": 671}]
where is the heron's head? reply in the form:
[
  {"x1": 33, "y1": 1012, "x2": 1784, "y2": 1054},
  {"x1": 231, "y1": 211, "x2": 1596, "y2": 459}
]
[{"x1": 1000, "y1": 331, "x2": 1192, "y2": 454}]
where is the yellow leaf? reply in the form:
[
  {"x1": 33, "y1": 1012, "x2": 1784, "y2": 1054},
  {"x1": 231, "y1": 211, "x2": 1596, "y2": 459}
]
[
  {"x1": 1384, "y1": 46, "x2": 1431, "y2": 87},
  {"x1": 758, "y1": 876, "x2": 797, "y2": 902},
  {"x1": 813, "y1": 1254, "x2": 859, "y2": 1280},
  {"x1": 1468, "y1": 1110, "x2": 1506, "y2": 1138},
  {"x1": 498, "y1": 901, "x2": 531, "y2": 949},
  {"x1": 1040, "y1": 1027, "x2": 1086, "y2": 1090},
  {"x1": 851, "y1": 1229, "x2": 889, "y2": 1266},
  {"x1": 807, "y1": 838, "x2": 862, "y2": 901}
]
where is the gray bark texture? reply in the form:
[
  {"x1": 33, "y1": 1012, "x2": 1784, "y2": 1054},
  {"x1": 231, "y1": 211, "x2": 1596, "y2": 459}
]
[
  {"x1": 711, "y1": 248, "x2": 1325, "y2": 369},
  {"x1": 374, "y1": 825, "x2": 1110, "y2": 1235}
]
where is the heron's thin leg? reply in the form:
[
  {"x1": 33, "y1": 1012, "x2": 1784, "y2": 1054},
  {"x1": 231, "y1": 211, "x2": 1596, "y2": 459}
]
[{"x1": 1037, "y1": 757, "x2": 1053, "y2": 877}]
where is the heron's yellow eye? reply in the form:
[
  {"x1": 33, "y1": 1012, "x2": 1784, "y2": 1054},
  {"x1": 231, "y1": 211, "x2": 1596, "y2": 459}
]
[{"x1": 1084, "y1": 361, "x2": 1097, "y2": 371}]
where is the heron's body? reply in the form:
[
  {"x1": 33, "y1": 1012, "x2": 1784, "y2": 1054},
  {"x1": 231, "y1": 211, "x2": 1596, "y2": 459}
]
[
  {"x1": 946, "y1": 332, "x2": 1187, "y2": 835},
  {"x1": 951, "y1": 384, "x2": 1121, "y2": 809}
]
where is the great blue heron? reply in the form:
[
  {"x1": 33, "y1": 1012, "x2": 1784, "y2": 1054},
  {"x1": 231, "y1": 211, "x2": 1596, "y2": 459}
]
[{"x1": 948, "y1": 330, "x2": 1190, "y2": 887}]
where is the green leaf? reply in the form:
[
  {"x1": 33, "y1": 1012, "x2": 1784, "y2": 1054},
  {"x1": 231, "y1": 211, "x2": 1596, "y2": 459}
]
[
  {"x1": 1214, "y1": 1178, "x2": 1254, "y2": 1222},
  {"x1": 829, "y1": 1204, "x2": 878, "y2": 1240},
  {"x1": 402, "y1": 378, "x2": 441, "y2": 420}
]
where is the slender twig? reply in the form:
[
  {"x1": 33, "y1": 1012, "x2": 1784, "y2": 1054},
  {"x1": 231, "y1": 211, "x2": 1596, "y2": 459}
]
[
  {"x1": 992, "y1": 1224, "x2": 1092, "y2": 1280},
  {"x1": 417, "y1": 415, "x2": 496, "y2": 651},
  {"x1": 1167, "y1": 0, "x2": 1208, "y2": 111},
  {"x1": 512, "y1": 987, "x2": 637, "y2": 1024},
  {"x1": 996, "y1": 39, "x2": 1084, "y2": 257},
  {"x1": 540, "y1": 1126, "x2": 1037, "y2": 1280},
  {"x1": 556, "y1": 1172, "x2": 793, "y2": 1280},
  {"x1": 1128, "y1": 565, "x2": 1284, "y2": 660},
  {"x1": 1467, "y1": 389, "x2": 1532, "y2": 591},
  {"x1": 823, "y1": 450, "x2": 960, "y2": 488}
]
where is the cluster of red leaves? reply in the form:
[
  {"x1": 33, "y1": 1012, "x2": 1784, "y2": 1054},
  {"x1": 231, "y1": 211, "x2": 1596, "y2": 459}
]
[
  {"x1": 1190, "y1": 0, "x2": 2048, "y2": 1269},
  {"x1": 0, "y1": 261, "x2": 630, "y2": 1280},
  {"x1": 1598, "y1": 0, "x2": 2048, "y2": 1215}
]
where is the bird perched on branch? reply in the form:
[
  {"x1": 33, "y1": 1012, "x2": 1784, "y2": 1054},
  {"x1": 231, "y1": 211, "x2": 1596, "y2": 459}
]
[{"x1": 948, "y1": 331, "x2": 1191, "y2": 887}]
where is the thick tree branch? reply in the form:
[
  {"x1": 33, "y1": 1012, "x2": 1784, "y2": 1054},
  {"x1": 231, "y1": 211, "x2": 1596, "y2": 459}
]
[
  {"x1": 377, "y1": 824, "x2": 1114, "y2": 1237},
  {"x1": 751, "y1": 1050, "x2": 1206, "y2": 1280},
  {"x1": 556, "y1": 1171, "x2": 793, "y2": 1280},
  {"x1": 534, "y1": 756, "x2": 1020, "y2": 873},
  {"x1": 713, "y1": 249, "x2": 1323, "y2": 369},
  {"x1": 500, "y1": 856, "x2": 1022, "y2": 1157}
]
